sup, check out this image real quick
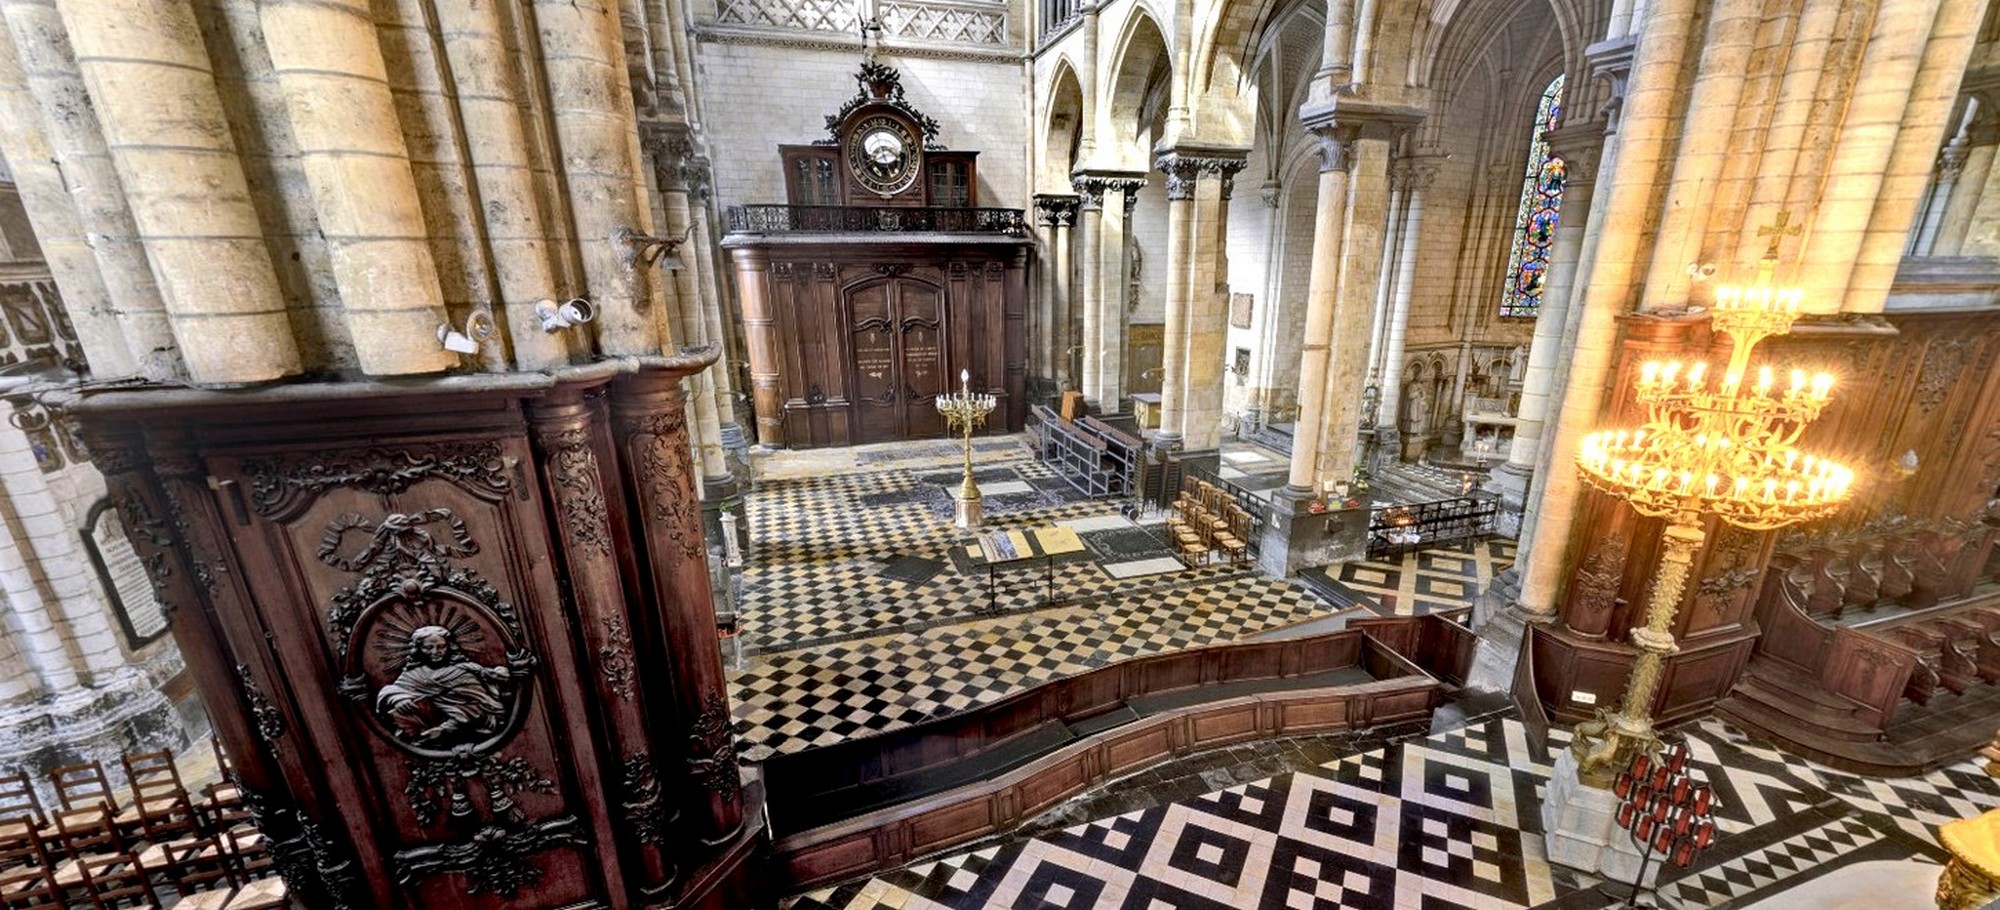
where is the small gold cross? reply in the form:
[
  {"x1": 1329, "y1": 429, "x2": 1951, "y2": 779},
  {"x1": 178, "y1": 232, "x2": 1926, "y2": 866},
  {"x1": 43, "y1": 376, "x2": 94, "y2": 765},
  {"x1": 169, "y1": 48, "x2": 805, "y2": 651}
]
[{"x1": 1757, "y1": 211, "x2": 1802, "y2": 258}]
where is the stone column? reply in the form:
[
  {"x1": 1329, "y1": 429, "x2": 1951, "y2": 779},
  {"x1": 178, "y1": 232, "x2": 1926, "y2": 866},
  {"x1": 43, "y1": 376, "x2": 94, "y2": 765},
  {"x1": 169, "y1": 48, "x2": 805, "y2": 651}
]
[
  {"x1": 1364, "y1": 163, "x2": 1407, "y2": 395},
  {"x1": 1796, "y1": 0, "x2": 1944, "y2": 311},
  {"x1": 258, "y1": 0, "x2": 454, "y2": 377},
  {"x1": 54, "y1": 0, "x2": 302, "y2": 385},
  {"x1": 1843, "y1": 0, "x2": 1984, "y2": 313},
  {"x1": 1732, "y1": 0, "x2": 1844, "y2": 266},
  {"x1": 1911, "y1": 136, "x2": 1970, "y2": 256},
  {"x1": 535, "y1": 0, "x2": 662, "y2": 356},
  {"x1": 1033, "y1": 195, "x2": 1079, "y2": 396},
  {"x1": 1154, "y1": 157, "x2": 1197, "y2": 449},
  {"x1": 1312, "y1": 125, "x2": 1397, "y2": 487},
  {"x1": 1171, "y1": 150, "x2": 1247, "y2": 451},
  {"x1": 1097, "y1": 183, "x2": 1143, "y2": 410},
  {"x1": 0, "y1": 502, "x2": 75, "y2": 696},
  {"x1": 684, "y1": 156, "x2": 750, "y2": 456},
  {"x1": 1635, "y1": 0, "x2": 1762, "y2": 311},
  {"x1": 1284, "y1": 126, "x2": 1353, "y2": 495},
  {"x1": 644, "y1": 125, "x2": 732, "y2": 492},
  {"x1": 1491, "y1": 127, "x2": 1605, "y2": 523},
  {"x1": 1374, "y1": 154, "x2": 1441, "y2": 436},
  {"x1": 1933, "y1": 126, "x2": 1996, "y2": 255},
  {"x1": 0, "y1": 27, "x2": 136, "y2": 380},
  {"x1": 1073, "y1": 179, "x2": 1106, "y2": 409},
  {"x1": 1517, "y1": 0, "x2": 1698, "y2": 618},
  {"x1": 431, "y1": 0, "x2": 571, "y2": 370},
  {"x1": 0, "y1": 0, "x2": 168, "y2": 379}
]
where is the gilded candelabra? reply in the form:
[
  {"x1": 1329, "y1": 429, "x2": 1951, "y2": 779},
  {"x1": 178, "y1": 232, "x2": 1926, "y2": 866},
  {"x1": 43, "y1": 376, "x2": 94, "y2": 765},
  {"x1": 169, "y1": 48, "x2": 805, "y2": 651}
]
[
  {"x1": 1569, "y1": 242, "x2": 1857, "y2": 787},
  {"x1": 937, "y1": 369, "x2": 996, "y2": 529}
]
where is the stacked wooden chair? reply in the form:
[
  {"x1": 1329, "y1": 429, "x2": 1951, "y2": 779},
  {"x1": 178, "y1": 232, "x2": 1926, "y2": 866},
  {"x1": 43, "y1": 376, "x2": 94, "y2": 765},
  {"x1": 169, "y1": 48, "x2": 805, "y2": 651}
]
[
  {"x1": 0, "y1": 738, "x2": 287, "y2": 909},
  {"x1": 1166, "y1": 479, "x2": 1253, "y2": 566}
]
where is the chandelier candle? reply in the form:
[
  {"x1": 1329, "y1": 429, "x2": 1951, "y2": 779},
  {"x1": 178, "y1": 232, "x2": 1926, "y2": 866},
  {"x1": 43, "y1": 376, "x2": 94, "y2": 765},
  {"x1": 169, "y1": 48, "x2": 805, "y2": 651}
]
[{"x1": 1568, "y1": 246, "x2": 1857, "y2": 787}]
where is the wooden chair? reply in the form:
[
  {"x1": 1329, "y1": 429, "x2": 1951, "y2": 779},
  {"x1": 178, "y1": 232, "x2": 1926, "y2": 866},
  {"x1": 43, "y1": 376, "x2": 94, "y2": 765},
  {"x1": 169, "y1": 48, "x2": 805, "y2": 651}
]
[
  {"x1": 0, "y1": 863, "x2": 62, "y2": 909},
  {"x1": 221, "y1": 825, "x2": 273, "y2": 884},
  {"x1": 0, "y1": 822, "x2": 51, "y2": 892},
  {"x1": 122, "y1": 752, "x2": 200, "y2": 871},
  {"x1": 197, "y1": 739, "x2": 246, "y2": 834},
  {"x1": 73, "y1": 849, "x2": 155, "y2": 910},
  {"x1": 0, "y1": 776, "x2": 46, "y2": 845},
  {"x1": 163, "y1": 836, "x2": 283, "y2": 909},
  {"x1": 48, "y1": 762, "x2": 136, "y2": 838},
  {"x1": 46, "y1": 806, "x2": 124, "y2": 890},
  {"x1": 121, "y1": 750, "x2": 192, "y2": 830}
]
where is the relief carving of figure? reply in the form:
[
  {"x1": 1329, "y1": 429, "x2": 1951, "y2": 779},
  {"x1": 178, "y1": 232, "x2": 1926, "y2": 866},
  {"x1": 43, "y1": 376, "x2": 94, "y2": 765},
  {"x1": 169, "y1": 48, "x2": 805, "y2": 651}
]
[{"x1": 377, "y1": 624, "x2": 516, "y2": 747}]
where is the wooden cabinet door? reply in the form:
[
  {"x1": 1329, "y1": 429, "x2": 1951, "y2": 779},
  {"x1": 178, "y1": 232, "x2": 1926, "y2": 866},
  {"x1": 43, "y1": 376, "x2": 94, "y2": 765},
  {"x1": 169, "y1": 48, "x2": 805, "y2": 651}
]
[
  {"x1": 845, "y1": 277, "x2": 949, "y2": 444},
  {"x1": 848, "y1": 281, "x2": 903, "y2": 444},
  {"x1": 898, "y1": 281, "x2": 946, "y2": 439}
]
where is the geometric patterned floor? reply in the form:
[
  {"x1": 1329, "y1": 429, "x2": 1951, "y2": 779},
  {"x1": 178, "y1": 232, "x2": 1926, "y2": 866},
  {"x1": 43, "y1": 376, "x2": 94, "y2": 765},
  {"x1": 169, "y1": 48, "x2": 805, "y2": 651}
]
[
  {"x1": 786, "y1": 708, "x2": 1989, "y2": 909},
  {"x1": 727, "y1": 436, "x2": 1514, "y2": 761}
]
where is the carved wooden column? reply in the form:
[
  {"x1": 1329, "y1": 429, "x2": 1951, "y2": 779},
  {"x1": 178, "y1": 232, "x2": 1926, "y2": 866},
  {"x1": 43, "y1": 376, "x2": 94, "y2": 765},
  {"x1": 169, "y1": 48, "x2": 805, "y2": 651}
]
[
  {"x1": 526, "y1": 373, "x2": 680, "y2": 901},
  {"x1": 89, "y1": 427, "x2": 367, "y2": 908},
  {"x1": 610, "y1": 354, "x2": 745, "y2": 847}
]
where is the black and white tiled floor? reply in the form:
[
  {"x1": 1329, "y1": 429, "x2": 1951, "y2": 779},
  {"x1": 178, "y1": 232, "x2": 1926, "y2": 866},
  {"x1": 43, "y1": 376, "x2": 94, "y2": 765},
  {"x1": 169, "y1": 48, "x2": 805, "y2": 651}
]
[
  {"x1": 727, "y1": 437, "x2": 1511, "y2": 761},
  {"x1": 788, "y1": 712, "x2": 1984, "y2": 909}
]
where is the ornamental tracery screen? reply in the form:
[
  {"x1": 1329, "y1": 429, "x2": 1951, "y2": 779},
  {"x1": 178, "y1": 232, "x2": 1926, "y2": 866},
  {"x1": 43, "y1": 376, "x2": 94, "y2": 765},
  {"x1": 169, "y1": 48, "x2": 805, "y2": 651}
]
[{"x1": 1500, "y1": 75, "x2": 1566, "y2": 318}]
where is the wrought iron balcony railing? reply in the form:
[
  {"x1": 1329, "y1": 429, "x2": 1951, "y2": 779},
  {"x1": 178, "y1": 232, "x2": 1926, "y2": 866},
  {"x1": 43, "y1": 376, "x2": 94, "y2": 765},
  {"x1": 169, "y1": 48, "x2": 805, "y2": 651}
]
[{"x1": 726, "y1": 205, "x2": 1027, "y2": 235}]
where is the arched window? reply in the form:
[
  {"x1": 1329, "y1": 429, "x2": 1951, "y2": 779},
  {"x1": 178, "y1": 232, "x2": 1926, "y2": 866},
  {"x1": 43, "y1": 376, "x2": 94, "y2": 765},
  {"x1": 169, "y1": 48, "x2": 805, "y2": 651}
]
[{"x1": 1500, "y1": 75, "x2": 1566, "y2": 318}]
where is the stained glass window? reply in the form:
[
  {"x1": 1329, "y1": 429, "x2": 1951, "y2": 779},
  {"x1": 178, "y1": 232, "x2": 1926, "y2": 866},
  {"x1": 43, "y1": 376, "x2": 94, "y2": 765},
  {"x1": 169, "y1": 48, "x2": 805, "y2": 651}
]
[{"x1": 1499, "y1": 75, "x2": 1566, "y2": 318}]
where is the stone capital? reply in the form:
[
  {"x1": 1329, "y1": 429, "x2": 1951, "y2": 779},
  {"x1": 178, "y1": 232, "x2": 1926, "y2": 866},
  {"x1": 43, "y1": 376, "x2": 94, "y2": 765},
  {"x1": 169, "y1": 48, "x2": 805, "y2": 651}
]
[
  {"x1": 1585, "y1": 36, "x2": 1637, "y2": 132},
  {"x1": 1072, "y1": 170, "x2": 1147, "y2": 209},
  {"x1": 1304, "y1": 122, "x2": 1358, "y2": 173},
  {"x1": 1399, "y1": 152, "x2": 1447, "y2": 192},
  {"x1": 1544, "y1": 122, "x2": 1607, "y2": 185},
  {"x1": 1033, "y1": 193, "x2": 1080, "y2": 227},
  {"x1": 1151, "y1": 148, "x2": 1245, "y2": 201},
  {"x1": 640, "y1": 121, "x2": 698, "y2": 193}
]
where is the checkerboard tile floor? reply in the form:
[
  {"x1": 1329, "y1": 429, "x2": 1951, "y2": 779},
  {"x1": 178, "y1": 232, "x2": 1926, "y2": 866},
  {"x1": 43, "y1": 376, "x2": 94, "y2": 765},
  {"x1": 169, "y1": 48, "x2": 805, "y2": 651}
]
[
  {"x1": 729, "y1": 435, "x2": 1512, "y2": 761},
  {"x1": 1330, "y1": 538, "x2": 1516, "y2": 615},
  {"x1": 786, "y1": 713, "x2": 1976, "y2": 910}
]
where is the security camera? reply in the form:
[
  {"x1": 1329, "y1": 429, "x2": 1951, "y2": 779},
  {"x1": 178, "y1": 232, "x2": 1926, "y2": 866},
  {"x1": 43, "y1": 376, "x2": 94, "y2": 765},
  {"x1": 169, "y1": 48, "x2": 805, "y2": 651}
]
[{"x1": 534, "y1": 298, "x2": 595, "y2": 333}]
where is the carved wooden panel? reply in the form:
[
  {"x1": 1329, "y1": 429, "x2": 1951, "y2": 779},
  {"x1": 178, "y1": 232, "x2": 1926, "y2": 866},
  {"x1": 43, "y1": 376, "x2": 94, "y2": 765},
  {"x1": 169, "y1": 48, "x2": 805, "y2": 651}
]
[
  {"x1": 76, "y1": 358, "x2": 758, "y2": 910},
  {"x1": 727, "y1": 242, "x2": 1030, "y2": 447}
]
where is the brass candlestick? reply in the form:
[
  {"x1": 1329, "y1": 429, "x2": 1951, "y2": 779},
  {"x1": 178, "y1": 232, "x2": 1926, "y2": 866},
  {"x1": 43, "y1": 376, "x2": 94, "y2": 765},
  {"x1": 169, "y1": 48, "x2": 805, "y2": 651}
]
[
  {"x1": 936, "y1": 368, "x2": 996, "y2": 529},
  {"x1": 1569, "y1": 235, "x2": 1857, "y2": 787}
]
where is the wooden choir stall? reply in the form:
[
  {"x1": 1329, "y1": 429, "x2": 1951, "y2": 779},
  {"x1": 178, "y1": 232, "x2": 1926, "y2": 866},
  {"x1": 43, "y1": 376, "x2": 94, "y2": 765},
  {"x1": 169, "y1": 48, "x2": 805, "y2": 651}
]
[{"x1": 724, "y1": 62, "x2": 1030, "y2": 448}]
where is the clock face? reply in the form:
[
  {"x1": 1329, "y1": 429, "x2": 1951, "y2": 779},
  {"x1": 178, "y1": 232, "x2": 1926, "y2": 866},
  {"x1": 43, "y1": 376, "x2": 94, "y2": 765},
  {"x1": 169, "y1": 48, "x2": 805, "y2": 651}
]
[{"x1": 848, "y1": 116, "x2": 920, "y2": 196}]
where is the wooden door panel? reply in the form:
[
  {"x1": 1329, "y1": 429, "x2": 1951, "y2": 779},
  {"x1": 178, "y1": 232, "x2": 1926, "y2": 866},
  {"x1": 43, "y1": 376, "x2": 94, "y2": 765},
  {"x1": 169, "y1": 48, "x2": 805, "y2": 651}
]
[
  {"x1": 848, "y1": 282, "x2": 901, "y2": 444},
  {"x1": 898, "y1": 282, "x2": 946, "y2": 439}
]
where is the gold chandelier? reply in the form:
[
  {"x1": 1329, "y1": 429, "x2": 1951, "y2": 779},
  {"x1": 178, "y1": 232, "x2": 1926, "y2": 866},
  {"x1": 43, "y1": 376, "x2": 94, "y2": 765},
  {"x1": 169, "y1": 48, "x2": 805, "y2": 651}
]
[{"x1": 1568, "y1": 239, "x2": 1859, "y2": 787}]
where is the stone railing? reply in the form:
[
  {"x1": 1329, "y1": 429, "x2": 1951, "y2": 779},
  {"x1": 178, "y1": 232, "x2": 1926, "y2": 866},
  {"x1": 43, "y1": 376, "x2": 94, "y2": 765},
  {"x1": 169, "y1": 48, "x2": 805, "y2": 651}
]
[
  {"x1": 710, "y1": 0, "x2": 1008, "y2": 47},
  {"x1": 726, "y1": 204, "x2": 1027, "y2": 234}
]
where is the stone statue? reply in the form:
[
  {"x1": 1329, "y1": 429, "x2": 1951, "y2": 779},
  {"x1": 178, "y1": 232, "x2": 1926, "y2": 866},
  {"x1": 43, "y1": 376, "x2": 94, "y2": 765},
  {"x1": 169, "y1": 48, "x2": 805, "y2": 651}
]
[
  {"x1": 1405, "y1": 384, "x2": 1431, "y2": 436},
  {"x1": 377, "y1": 624, "x2": 515, "y2": 746},
  {"x1": 1127, "y1": 244, "x2": 1144, "y2": 311}
]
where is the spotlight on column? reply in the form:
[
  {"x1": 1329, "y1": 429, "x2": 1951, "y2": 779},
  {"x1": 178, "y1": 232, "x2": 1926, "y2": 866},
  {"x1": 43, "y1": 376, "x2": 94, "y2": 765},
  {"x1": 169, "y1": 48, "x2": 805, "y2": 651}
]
[
  {"x1": 533, "y1": 298, "x2": 596, "y2": 333},
  {"x1": 437, "y1": 310, "x2": 496, "y2": 355},
  {"x1": 1686, "y1": 261, "x2": 1717, "y2": 282}
]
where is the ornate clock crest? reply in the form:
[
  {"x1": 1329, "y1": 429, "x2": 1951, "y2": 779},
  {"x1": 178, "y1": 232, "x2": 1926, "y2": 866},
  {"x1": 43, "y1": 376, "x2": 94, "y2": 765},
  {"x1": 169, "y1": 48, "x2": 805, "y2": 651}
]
[{"x1": 848, "y1": 115, "x2": 920, "y2": 196}]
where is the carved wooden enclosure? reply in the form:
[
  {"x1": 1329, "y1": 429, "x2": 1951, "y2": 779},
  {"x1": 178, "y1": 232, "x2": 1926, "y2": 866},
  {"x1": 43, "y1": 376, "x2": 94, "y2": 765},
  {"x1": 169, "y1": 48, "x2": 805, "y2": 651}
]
[
  {"x1": 723, "y1": 61, "x2": 1031, "y2": 448},
  {"x1": 75, "y1": 355, "x2": 758, "y2": 910},
  {"x1": 1527, "y1": 309, "x2": 2000, "y2": 767}
]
